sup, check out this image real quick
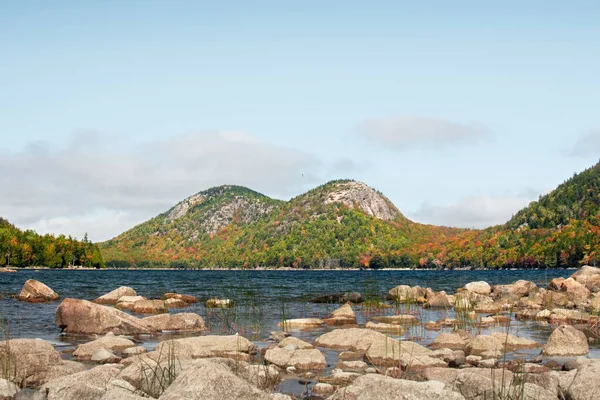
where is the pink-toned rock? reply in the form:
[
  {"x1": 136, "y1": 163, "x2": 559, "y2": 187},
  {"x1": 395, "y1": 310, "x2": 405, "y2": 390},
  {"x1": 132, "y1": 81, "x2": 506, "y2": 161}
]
[
  {"x1": 18, "y1": 279, "x2": 59, "y2": 303},
  {"x1": 131, "y1": 299, "x2": 167, "y2": 314},
  {"x1": 56, "y1": 298, "x2": 153, "y2": 335},
  {"x1": 324, "y1": 303, "x2": 357, "y2": 325},
  {"x1": 93, "y1": 286, "x2": 136, "y2": 305},
  {"x1": 142, "y1": 313, "x2": 206, "y2": 332},
  {"x1": 570, "y1": 265, "x2": 600, "y2": 292},
  {"x1": 542, "y1": 325, "x2": 589, "y2": 356},
  {"x1": 163, "y1": 293, "x2": 198, "y2": 303}
]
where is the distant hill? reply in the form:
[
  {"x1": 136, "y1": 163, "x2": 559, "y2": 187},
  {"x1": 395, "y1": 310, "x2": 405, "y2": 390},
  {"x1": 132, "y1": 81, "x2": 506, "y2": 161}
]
[
  {"x1": 0, "y1": 218, "x2": 104, "y2": 268},
  {"x1": 100, "y1": 161, "x2": 600, "y2": 269},
  {"x1": 100, "y1": 180, "x2": 464, "y2": 268}
]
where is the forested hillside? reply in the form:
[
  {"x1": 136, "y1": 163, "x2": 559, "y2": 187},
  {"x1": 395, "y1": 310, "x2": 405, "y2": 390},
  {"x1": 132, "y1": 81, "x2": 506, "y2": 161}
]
[
  {"x1": 0, "y1": 218, "x2": 104, "y2": 268},
  {"x1": 101, "y1": 162, "x2": 600, "y2": 270}
]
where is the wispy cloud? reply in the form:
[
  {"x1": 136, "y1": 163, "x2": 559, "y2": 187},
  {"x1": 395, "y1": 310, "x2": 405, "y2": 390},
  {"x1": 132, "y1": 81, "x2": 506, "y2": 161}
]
[
  {"x1": 408, "y1": 191, "x2": 540, "y2": 228},
  {"x1": 570, "y1": 130, "x2": 600, "y2": 158},
  {"x1": 0, "y1": 131, "x2": 328, "y2": 241},
  {"x1": 358, "y1": 116, "x2": 491, "y2": 151}
]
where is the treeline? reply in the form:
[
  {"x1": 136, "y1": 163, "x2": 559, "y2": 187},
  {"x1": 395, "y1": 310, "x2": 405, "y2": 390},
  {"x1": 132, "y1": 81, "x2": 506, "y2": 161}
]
[{"x1": 0, "y1": 218, "x2": 104, "y2": 268}]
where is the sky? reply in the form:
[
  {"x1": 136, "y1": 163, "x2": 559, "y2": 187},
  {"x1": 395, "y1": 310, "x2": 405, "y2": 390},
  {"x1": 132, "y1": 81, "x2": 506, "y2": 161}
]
[{"x1": 1, "y1": 1, "x2": 599, "y2": 242}]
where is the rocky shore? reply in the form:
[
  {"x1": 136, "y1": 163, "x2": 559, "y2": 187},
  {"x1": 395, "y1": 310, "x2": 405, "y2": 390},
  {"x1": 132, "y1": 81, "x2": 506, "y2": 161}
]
[{"x1": 2, "y1": 266, "x2": 600, "y2": 399}]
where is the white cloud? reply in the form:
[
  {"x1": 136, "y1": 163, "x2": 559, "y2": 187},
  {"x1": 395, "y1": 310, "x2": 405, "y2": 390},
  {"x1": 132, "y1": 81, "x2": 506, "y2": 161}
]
[
  {"x1": 408, "y1": 192, "x2": 538, "y2": 228},
  {"x1": 358, "y1": 116, "x2": 491, "y2": 150},
  {"x1": 570, "y1": 131, "x2": 600, "y2": 158},
  {"x1": 0, "y1": 131, "x2": 326, "y2": 241}
]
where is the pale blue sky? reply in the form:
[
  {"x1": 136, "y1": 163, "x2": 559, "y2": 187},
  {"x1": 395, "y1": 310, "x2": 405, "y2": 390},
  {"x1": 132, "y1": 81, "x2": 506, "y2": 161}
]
[{"x1": 1, "y1": 1, "x2": 599, "y2": 241}]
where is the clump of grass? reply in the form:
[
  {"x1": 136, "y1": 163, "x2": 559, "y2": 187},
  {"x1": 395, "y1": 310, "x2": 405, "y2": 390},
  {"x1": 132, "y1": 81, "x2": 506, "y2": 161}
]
[{"x1": 138, "y1": 341, "x2": 181, "y2": 398}]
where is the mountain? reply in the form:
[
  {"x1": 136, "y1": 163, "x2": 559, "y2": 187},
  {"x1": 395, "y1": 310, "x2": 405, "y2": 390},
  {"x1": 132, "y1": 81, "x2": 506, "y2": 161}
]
[
  {"x1": 100, "y1": 180, "x2": 464, "y2": 268},
  {"x1": 0, "y1": 218, "x2": 104, "y2": 268},
  {"x1": 101, "y1": 162, "x2": 600, "y2": 269}
]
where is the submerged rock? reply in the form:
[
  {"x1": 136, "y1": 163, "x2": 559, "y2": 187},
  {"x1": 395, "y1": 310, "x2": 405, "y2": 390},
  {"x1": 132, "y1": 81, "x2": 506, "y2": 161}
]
[
  {"x1": 204, "y1": 298, "x2": 234, "y2": 308},
  {"x1": 131, "y1": 299, "x2": 167, "y2": 314},
  {"x1": 311, "y1": 292, "x2": 364, "y2": 304},
  {"x1": 277, "y1": 318, "x2": 324, "y2": 330},
  {"x1": 55, "y1": 298, "x2": 153, "y2": 335},
  {"x1": 163, "y1": 293, "x2": 198, "y2": 303},
  {"x1": 18, "y1": 279, "x2": 59, "y2": 303}
]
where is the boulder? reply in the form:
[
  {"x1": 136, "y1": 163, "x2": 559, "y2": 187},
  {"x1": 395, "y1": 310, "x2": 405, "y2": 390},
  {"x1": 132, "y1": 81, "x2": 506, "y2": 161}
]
[
  {"x1": 158, "y1": 359, "x2": 275, "y2": 400},
  {"x1": 567, "y1": 360, "x2": 600, "y2": 400},
  {"x1": 430, "y1": 333, "x2": 469, "y2": 350},
  {"x1": 163, "y1": 293, "x2": 198, "y2": 303},
  {"x1": 40, "y1": 364, "x2": 123, "y2": 400},
  {"x1": 91, "y1": 348, "x2": 121, "y2": 364},
  {"x1": 490, "y1": 333, "x2": 540, "y2": 350},
  {"x1": 311, "y1": 292, "x2": 364, "y2": 304},
  {"x1": 17, "y1": 279, "x2": 58, "y2": 303},
  {"x1": 464, "y1": 281, "x2": 492, "y2": 296},
  {"x1": 73, "y1": 333, "x2": 135, "y2": 360},
  {"x1": 542, "y1": 325, "x2": 589, "y2": 356},
  {"x1": 370, "y1": 314, "x2": 419, "y2": 325},
  {"x1": 0, "y1": 378, "x2": 19, "y2": 400},
  {"x1": 142, "y1": 313, "x2": 206, "y2": 332},
  {"x1": 311, "y1": 383, "x2": 334, "y2": 397},
  {"x1": 365, "y1": 321, "x2": 405, "y2": 333},
  {"x1": 131, "y1": 299, "x2": 167, "y2": 314},
  {"x1": 277, "y1": 318, "x2": 324, "y2": 330},
  {"x1": 386, "y1": 285, "x2": 426, "y2": 302},
  {"x1": 324, "y1": 303, "x2": 357, "y2": 325},
  {"x1": 164, "y1": 298, "x2": 187, "y2": 309},
  {"x1": 591, "y1": 293, "x2": 600, "y2": 313},
  {"x1": 314, "y1": 328, "x2": 387, "y2": 352},
  {"x1": 264, "y1": 347, "x2": 326, "y2": 370},
  {"x1": 557, "y1": 277, "x2": 591, "y2": 303},
  {"x1": 115, "y1": 296, "x2": 146, "y2": 310},
  {"x1": 474, "y1": 302, "x2": 505, "y2": 314},
  {"x1": 424, "y1": 289, "x2": 451, "y2": 308},
  {"x1": 56, "y1": 298, "x2": 152, "y2": 335},
  {"x1": 153, "y1": 335, "x2": 257, "y2": 359},
  {"x1": 466, "y1": 335, "x2": 504, "y2": 356},
  {"x1": 549, "y1": 277, "x2": 566, "y2": 291},
  {"x1": 123, "y1": 346, "x2": 147, "y2": 357},
  {"x1": 327, "y1": 374, "x2": 465, "y2": 400},
  {"x1": 98, "y1": 379, "x2": 150, "y2": 400},
  {"x1": 93, "y1": 286, "x2": 136, "y2": 305},
  {"x1": 570, "y1": 265, "x2": 600, "y2": 292},
  {"x1": 204, "y1": 298, "x2": 234, "y2": 308},
  {"x1": 277, "y1": 337, "x2": 313, "y2": 349},
  {"x1": 365, "y1": 337, "x2": 443, "y2": 370},
  {"x1": 337, "y1": 360, "x2": 368, "y2": 373},
  {"x1": 0, "y1": 339, "x2": 84, "y2": 387}
]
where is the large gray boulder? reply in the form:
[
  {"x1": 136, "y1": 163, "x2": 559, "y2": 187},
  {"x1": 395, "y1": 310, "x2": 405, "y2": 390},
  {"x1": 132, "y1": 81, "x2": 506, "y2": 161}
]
[
  {"x1": 93, "y1": 286, "x2": 136, "y2": 305},
  {"x1": 56, "y1": 298, "x2": 153, "y2": 335},
  {"x1": 542, "y1": 325, "x2": 589, "y2": 356},
  {"x1": 18, "y1": 279, "x2": 59, "y2": 303}
]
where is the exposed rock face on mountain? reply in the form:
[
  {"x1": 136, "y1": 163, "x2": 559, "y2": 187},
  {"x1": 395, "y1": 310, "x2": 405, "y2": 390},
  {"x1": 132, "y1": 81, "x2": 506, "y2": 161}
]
[
  {"x1": 164, "y1": 186, "x2": 279, "y2": 235},
  {"x1": 322, "y1": 181, "x2": 402, "y2": 221}
]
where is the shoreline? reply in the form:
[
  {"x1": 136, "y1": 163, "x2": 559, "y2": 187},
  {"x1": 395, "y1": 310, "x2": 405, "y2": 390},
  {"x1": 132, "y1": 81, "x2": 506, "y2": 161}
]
[{"x1": 3, "y1": 266, "x2": 579, "y2": 271}]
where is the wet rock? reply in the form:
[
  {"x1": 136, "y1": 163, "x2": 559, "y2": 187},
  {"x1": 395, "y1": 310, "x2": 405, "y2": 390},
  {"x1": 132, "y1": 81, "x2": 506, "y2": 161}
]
[
  {"x1": 73, "y1": 333, "x2": 135, "y2": 360},
  {"x1": 93, "y1": 286, "x2": 136, "y2": 305},
  {"x1": 314, "y1": 328, "x2": 387, "y2": 352},
  {"x1": 159, "y1": 359, "x2": 276, "y2": 400},
  {"x1": 164, "y1": 298, "x2": 187, "y2": 309},
  {"x1": 40, "y1": 364, "x2": 123, "y2": 400},
  {"x1": 0, "y1": 378, "x2": 19, "y2": 400},
  {"x1": 365, "y1": 321, "x2": 405, "y2": 333},
  {"x1": 424, "y1": 289, "x2": 451, "y2": 308},
  {"x1": 131, "y1": 299, "x2": 167, "y2": 314},
  {"x1": 311, "y1": 292, "x2": 364, "y2": 304},
  {"x1": 424, "y1": 321, "x2": 441, "y2": 331},
  {"x1": 327, "y1": 374, "x2": 464, "y2": 400},
  {"x1": 18, "y1": 279, "x2": 59, "y2": 303},
  {"x1": 474, "y1": 303, "x2": 505, "y2": 313},
  {"x1": 91, "y1": 348, "x2": 121, "y2": 364},
  {"x1": 277, "y1": 318, "x2": 324, "y2": 330},
  {"x1": 464, "y1": 281, "x2": 492, "y2": 296},
  {"x1": 115, "y1": 295, "x2": 146, "y2": 310},
  {"x1": 386, "y1": 285, "x2": 426, "y2": 302},
  {"x1": 370, "y1": 314, "x2": 419, "y2": 325},
  {"x1": 204, "y1": 298, "x2": 234, "y2": 308},
  {"x1": 542, "y1": 325, "x2": 589, "y2": 356},
  {"x1": 264, "y1": 347, "x2": 326, "y2": 370},
  {"x1": 142, "y1": 312, "x2": 206, "y2": 332},
  {"x1": 324, "y1": 303, "x2": 357, "y2": 325},
  {"x1": 56, "y1": 298, "x2": 152, "y2": 335},
  {"x1": 268, "y1": 331, "x2": 290, "y2": 342},
  {"x1": 163, "y1": 293, "x2": 198, "y2": 303}
]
